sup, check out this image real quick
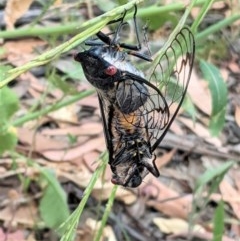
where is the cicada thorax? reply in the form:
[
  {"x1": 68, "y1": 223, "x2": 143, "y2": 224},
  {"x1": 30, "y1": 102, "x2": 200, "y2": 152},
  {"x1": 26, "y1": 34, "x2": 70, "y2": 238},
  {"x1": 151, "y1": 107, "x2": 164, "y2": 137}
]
[{"x1": 115, "y1": 78, "x2": 149, "y2": 114}]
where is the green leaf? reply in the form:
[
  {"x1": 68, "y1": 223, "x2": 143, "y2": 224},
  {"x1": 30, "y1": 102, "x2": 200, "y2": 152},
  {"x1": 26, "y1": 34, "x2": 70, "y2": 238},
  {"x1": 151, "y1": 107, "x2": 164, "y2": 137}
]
[
  {"x1": 117, "y1": 0, "x2": 128, "y2": 5},
  {"x1": 39, "y1": 169, "x2": 70, "y2": 231},
  {"x1": 213, "y1": 200, "x2": 224, "y2": 241},
  {"x1": 163, "y1": 78, "x2": 187, "y2": 105},
  {"x1": 59, "y1": 151, "x2": 108, "y2": 241},
  {"x1": 0, "y1": 86, "x2": 19, "y2": 123},
  {"x1": 194, "y1": 161, "x2": 233, "y2": 194},
  {"x1": 144, "y1": 12, "x2": 177, "y2": 30},
  {"x1": 0, "y1": 67, "x2": 19, "y2": 154},
  {"x1": 0, "y1": 65, "x2": 12, "y2": 82},
  {"x1": 0, "y1": 47, "x2": 7, "y2": 60},
  {"x1": 199, "y1": 60, "x2": 227, "y2": 136},
  {"x1": 54, "y1": 60, "x2": 85, "y2": 80},
  {"x1": 49, "y1": 73, "x2": 78, "y2": 95},
  {"x1": 97, "y1": 0, "x2": 117, "y2": 12},
  {"x1": 93, "y1": 185, "x2": 118, "y2": 241},
  {"x1": 67, "y1": 134, "x2": 78, "y2": 145},
  {"x1": 70, "y1": 62, "x2": 85, "y2": 81},
  {"x1": 182, "y1": 94, "x2": 197, "y2": 121},
  {"x1": 0, "y1": 66, "x2": 19, "y2": 124},
  {"x1": 0, "y1": 126, "x2": 18, "y2": 154}
]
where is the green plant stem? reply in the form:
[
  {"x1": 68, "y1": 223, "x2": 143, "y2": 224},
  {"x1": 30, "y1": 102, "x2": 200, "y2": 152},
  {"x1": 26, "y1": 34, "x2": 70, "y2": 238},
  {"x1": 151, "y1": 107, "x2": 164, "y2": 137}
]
[
  {"x1": 0, "y1": 0, "x2": 142, "y2": 40},
  {"x1": 12, "y1": 89, "x2": 94, "y2": 127},
  {"x1": 30, "y1": 0, "x2": 57, "y2": 27},
  {"x1": 137, "y1": 0, "x2": 206, "y2": 18},
  {"x1": 191, "y1": 0, "x2": 215, "y2": 33},
  {"x1": 150, "y1": 0, "x2": 197, "y2": 71},
  {"x1": 0, "y1": 22, "x2": 82, "y2": 39},
  {"x1": 0, "y1": 0, "x2": 207, "y2": 40},
  {"x1": 93, "y1": 185, "x2": 118, "y2": 241},
  {"x1": 0, "y1": 19, "x2": 106, "y2": 89},
  {"x1": 137, "y1": 3, "x2": 185, "y2": 17},
  {"x1": 0, "y1": 0, "x2": 143, "y2": 89},
  {"x1": 196, "y1": 13, "x2": 240, "y2": 42},
  {"x1": 59, "y1": 152, "x2": 108, "y2": 241}
]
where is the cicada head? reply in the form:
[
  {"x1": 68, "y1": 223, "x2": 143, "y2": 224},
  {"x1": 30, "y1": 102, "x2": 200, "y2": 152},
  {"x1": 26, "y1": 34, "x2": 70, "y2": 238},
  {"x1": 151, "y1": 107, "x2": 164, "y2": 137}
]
[
  {"x1": 74, "y1": 46, "x2": 123, "y2": 90},
  {"x1": 111, "y1": 163, "x2": 149, "y2": 188},
  {"x1": 110, "y1": 153, "x2": 159, "y2": 188}
]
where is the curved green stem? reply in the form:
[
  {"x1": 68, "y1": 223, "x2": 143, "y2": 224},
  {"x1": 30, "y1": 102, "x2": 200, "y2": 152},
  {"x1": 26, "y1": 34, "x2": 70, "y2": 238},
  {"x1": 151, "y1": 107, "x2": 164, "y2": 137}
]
[
  {"x1": 12, "y1": 89, "x2": 94, "y2": 127},
  {"x1": 196, "y1": 14, "x2": 240, "y2": 42}
]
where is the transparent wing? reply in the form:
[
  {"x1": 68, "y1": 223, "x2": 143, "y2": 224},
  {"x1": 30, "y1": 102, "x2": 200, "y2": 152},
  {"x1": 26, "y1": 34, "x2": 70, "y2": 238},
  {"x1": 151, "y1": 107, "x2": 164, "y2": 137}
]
[{"x1": 117, "y1": 27, "x2": 195, "y2": 152}]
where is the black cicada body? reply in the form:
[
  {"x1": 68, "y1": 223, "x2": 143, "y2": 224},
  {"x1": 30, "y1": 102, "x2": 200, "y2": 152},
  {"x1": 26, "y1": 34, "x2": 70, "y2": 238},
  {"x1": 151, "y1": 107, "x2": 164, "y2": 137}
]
[{"x1": 74, "y1": 5, "x2": 195, "y2": 188}]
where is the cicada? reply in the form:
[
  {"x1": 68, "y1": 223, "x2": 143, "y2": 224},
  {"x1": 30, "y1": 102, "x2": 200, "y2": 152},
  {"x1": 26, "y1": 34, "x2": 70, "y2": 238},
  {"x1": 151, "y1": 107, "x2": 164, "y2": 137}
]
[{"x1": 74, "y1": 5, "x2": 195, "y2": 188}]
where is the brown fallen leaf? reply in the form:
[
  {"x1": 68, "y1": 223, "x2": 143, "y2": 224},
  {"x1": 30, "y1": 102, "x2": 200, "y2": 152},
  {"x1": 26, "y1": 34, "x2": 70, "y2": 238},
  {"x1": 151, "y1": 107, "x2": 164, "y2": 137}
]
[
  {"x1": 58, "y1": 164, "x2": 94, "y2": 188},
  {"x1": 83, "y1": 151, "x2": 101, "y2": 172},
  {"x1": 219, "y1": 180, "x2": 240, "y2": 219},
  {"x1": 4, "y1": 0, "x2": 34, "y2": 29},
  {"x1": 27, "y1": 85, "x2": 44, "y2": 99},
  {"x1": 234, "y1": 105, "x2": 240, "y2": 127},
  {"x1": 155, "y1": 149, "x2": 176, "y2": 170},
  {"x1": 26, "y1": 233, "x2": 37, "y2": 241},
  {"x1": 153, "y1": 217, "x2": 205, "y2": 234},
  {"x1": 230, "y1": 223, "x2": 240, "y2": 240},
  {"x1": 4, "y1": 39, "x2": 46, "y2": 66},
  {"x1": 27, "y1": 72, "x2": 63, "y2": 99},
  {"x1": 28, "y1": 74, "x2": 47, "y2": 92},
  {"x1": 0, "y1": 201, "x2": 39, "y2": 228},
  {"x1": 78, "y1": 95, "x2": 99, "y2": 109},
  {"x1": 232, "y1": 169, "x2": 240, "y2": 192},
  {"x1": 141, "y1": 178, "x2": 192, "y2": 219},
  {"x1": 169, "y1": 230, "x2": 236, "y2": 241},
  {"x1": 228, "y1": 60, "x2": 240, "y2": 73},
  {"x1": 191, "y1": 7, "x2": 201, "y2": 21},
  {"x1": 0, "y1": 228, "x2": 25, "y2": 241},
  {"x1": 179, "y1": 117, "x2": 222, "y2": 147},
  {"x1": 170, "y1": 121, "x2": 185, "y2": 136},
  {"x1": 42, "y1": 137, "x2": 105, "y2": 161},
  {"x1": 188, "y1": 69, "x2": 211, "y2": 115},
  {"x1": 48, "y1": 104, "x2": 79, "y2": 125},
  {"x1": 54, "y1": 0, "x2": 62, "y2": 6},
  {"x1": 92, "y1": 182, "x2": 136, "y2": 204},
  {"x1": 40, "y1": 122, "x2": 103, "y2": 136},
  {"x1": 58, "y1": 166, "x2": 136, "y2": 203},
  {"x1": 78, "y1": 218, "x2": 116, "y2": 241},
  {"x1": 18, "y1": 127, "x2": 69, "y2": 152}
]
